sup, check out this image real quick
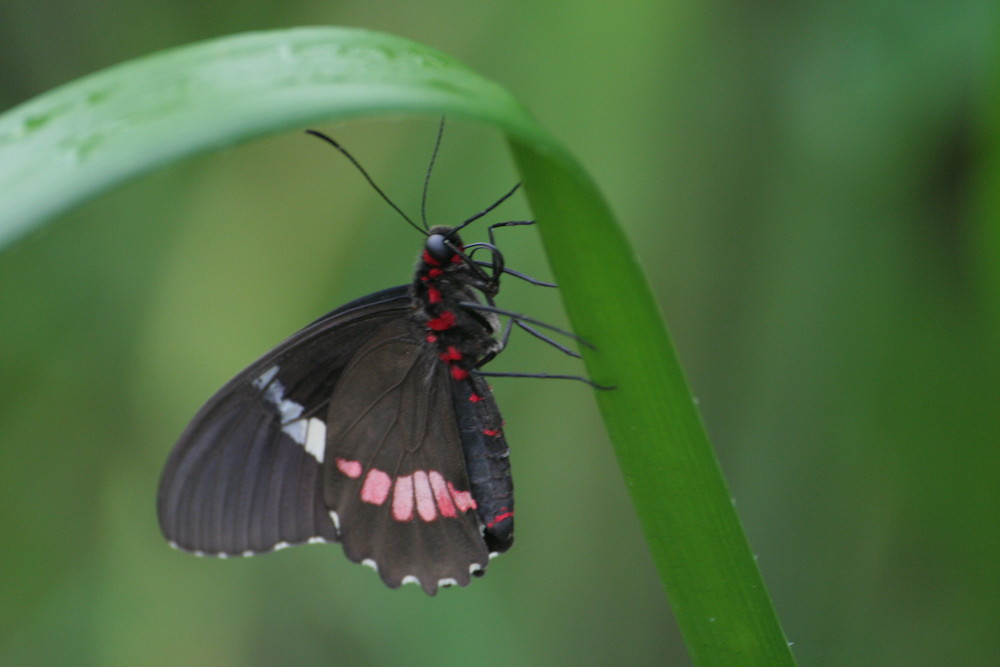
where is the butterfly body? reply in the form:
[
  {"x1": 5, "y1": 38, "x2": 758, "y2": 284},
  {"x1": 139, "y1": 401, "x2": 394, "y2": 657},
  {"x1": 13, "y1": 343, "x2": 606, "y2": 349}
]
[{"x1": 158, "y1": 226, "x2": 514, "y2": 595}]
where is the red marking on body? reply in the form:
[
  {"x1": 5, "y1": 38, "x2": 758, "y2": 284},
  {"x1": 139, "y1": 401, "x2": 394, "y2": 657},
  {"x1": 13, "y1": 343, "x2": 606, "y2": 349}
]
[
  {"x1": 429, "y1": 471, "x2": 457, "y2": 517},
  {"x1": 449, "y1": 482, "x2": 477, "y2": 512},
  {"x1": 451, "y1": 366, "x2": 469, "y2": 381},
  {"x1": 360, "y1": 468, "x2": 392, "y2": 505},
  {"x1": 427, "y1": 286, "x2": 442, "y2": 304},
  {"x1": 429, "y1": 268, "x2": 444, "y2": 278},
  {"x1": 413, "y1": 470, "x2": 437, "y2": 521},
  {"x1": 426, "y1": 333, "x2": 438, "y2": 343},
  {"x1": 336, "y1": 458, "x2": 362, "y2": 478},
  {"x1": 422, "y1": 250, "x2": 441, "y2": 266},
  {"x1": 468, "y1": 392, "x2": 482, "y2": 403},
  {"x1": 487, "y1": 509, "x2": 514, "y2": 528},
  {"x1": 482, "y1": 429, "x2": 499, "y2": 437},
  {"x1": 392, "y1": 474, "x2": 414, "y2": 521},
  {"x1": 427, "y1": 310, "x2": 456, "y2": 331}
]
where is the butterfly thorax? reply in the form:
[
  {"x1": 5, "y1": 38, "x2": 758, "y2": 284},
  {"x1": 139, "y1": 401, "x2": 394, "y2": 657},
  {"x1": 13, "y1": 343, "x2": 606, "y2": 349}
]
[{"x1": 411, "y1": 226, "x2": 501, "y2": 377}]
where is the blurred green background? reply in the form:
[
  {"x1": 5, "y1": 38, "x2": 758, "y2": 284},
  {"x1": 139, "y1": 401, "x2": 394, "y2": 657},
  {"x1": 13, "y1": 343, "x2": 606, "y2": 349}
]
[{"x1": 2, "y1": 2, "x2": 998, "y2": 665}]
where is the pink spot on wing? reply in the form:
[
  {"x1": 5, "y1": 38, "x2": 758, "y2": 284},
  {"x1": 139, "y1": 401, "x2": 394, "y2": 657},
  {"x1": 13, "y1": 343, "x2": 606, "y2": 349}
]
[
  {"x1": 448, "y1": 482, "x2": 477, "y2": 512},
  {"x1": 392, "y1": 474, "x2": 414, "y2": 521},
  {"x1": 355, "y1": 466, "x2": 476, "y2": 521},
  {"x1": 360, "y1": 468, "x2": 391, "y2": 505},
  {"x1": 482, "y1": 429, "x2": 499, "y2": 437},
  {"x1": 413, "y1": 470, "x2": 437, "y2": 521},
  {"x1": 335, "y1": 458, "x2": 362, "y2": 478},
  {"x1": 429, "y1": 471, "x2": 456, "y2": 517}
]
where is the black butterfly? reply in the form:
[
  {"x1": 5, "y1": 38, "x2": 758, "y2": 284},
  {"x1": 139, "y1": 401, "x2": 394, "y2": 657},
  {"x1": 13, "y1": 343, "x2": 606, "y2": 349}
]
[{"x1": 157, "y1": 125, "x2": 580, "y2": 595}]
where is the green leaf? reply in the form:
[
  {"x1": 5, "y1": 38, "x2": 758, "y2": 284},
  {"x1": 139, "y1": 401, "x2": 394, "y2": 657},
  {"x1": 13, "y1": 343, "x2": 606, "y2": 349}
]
[{"x1": 0, "y1": 27, "x2": 793, "y2": 665}]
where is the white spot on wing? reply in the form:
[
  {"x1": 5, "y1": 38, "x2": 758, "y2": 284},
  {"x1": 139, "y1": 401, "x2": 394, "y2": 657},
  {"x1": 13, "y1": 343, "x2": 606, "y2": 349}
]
[
  {"x1": 253, "y1": 367, "x2": 296, "y2": 421},
  {"x1": 278, "y1": 397, "x2": 303, "y2": 421},
  {"x1": 254, "y1": 365, "x2": 326, "y2": 463},
  {"x1": 362, "y1": 558, "x2": 379, "y2": 573},
  {"x1": 263, "y1": 381, "x2": 284, "y2": 406},
  {"x1": 302, "y1": 418, "x2": 326, "y2": 462},
  {"x1": 438, "y1": 578, "x2": 458, "y2": 588},
  {"x1": 328, "y1": 510, "x2": 341, "y2": 533},
  {"x1": 252, "y1": 365, "x2": 279, "y2": 389},
  {"x1": 168, "y1": 534, "x2": 341, "y2": 560},
  {"x1": 401, "y1": 575, "x2": 421, "y2": 587},
  {"x1": 282, "y1": 418, "x2": 307, "y2": 444}
]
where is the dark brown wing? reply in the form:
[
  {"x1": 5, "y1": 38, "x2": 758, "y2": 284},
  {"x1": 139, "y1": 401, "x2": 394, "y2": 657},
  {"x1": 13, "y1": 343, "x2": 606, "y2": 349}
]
[
  {"x1": 322, "y1": 318, "x2": 491, "y2": 595},
  {"x1": 157, "y1": 287, "x2": 411, "y2": 556}
]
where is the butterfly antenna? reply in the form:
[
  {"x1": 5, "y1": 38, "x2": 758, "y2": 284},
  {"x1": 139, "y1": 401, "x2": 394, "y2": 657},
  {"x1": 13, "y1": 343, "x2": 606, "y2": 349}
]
[
  {"x1": 305, "y1": 129, "x2": 424, "y2": 235},
  {"x1": 420, "y1": 118, "x2": 446, "y2": 232},
  {"x1": 451, "y1": 182, "x2": 522, "y2": 236}
]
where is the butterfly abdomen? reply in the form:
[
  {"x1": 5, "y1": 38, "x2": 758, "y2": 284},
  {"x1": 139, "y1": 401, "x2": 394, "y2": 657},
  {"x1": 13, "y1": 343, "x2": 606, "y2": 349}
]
[{"x1": 411, "y1": 225, "x2": 514, "y2": 556}]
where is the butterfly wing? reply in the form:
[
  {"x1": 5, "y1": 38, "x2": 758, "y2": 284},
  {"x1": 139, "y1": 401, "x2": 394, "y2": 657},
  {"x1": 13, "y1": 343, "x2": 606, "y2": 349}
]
[
  {"x1": 157, "y1": 286, "x2": 411, "y2": 556},
  {"x1": 322, "y1": 318, "x2": 494, "y2": 594}
]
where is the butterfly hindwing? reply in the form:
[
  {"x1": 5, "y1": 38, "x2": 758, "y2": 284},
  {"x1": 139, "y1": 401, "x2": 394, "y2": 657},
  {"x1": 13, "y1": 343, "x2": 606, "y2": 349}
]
[
  {"x1": 157, "y1": 287, "x2": 411, "y2": 556},
  {"x1": 322, "y1": 318, "x2": 490, "y2": 594}
]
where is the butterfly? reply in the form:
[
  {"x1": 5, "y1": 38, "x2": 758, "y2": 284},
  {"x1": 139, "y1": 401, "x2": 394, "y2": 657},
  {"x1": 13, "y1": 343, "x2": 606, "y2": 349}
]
[{"x1": 157, "y1": 124, "x2": 582, "y2": 595}]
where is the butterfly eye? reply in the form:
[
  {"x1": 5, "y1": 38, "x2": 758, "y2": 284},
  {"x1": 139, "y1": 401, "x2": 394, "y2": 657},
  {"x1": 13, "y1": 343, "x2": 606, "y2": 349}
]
[{"x1": 425, "y1": 233, "x2": 454, "y2": 263}]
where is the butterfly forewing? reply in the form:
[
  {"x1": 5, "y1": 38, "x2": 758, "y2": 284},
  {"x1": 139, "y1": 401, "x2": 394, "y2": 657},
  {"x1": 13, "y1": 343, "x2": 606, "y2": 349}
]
[{"x1": 157, "y1": 288, "x2": 410, "y2": 555}]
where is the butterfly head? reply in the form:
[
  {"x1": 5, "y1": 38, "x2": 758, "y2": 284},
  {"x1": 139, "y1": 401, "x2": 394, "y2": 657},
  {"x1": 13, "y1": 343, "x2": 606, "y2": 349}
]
[{"x1": 423, "y1": 226, "x2": 464, "y2": 266}]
